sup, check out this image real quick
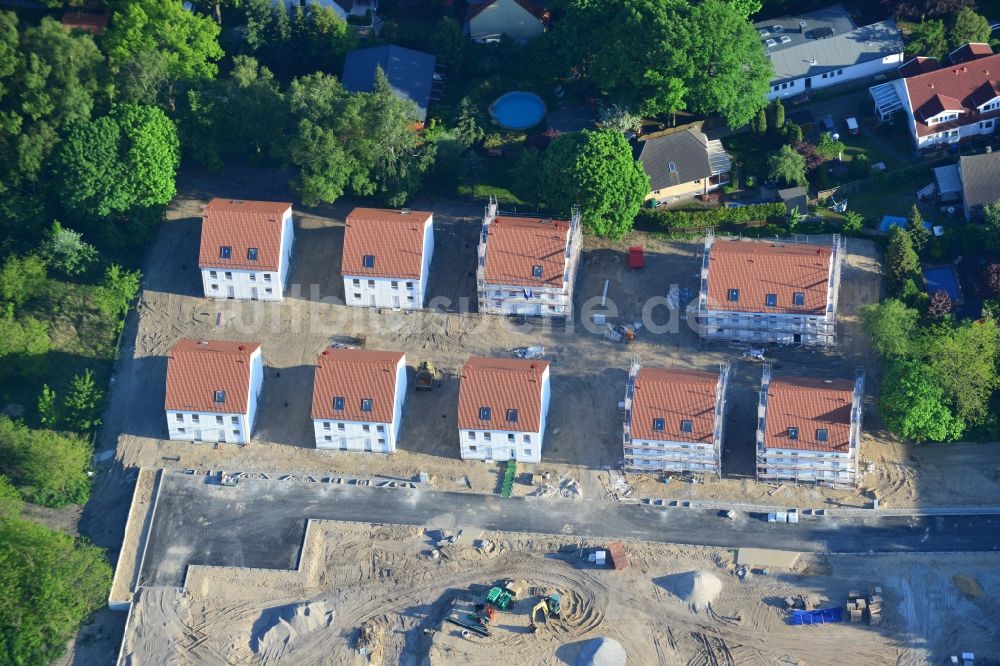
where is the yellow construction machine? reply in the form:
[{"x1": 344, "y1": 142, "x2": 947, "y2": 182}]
[{"x1": 529, "y1": 595, "x2": 561, "y2": 632}]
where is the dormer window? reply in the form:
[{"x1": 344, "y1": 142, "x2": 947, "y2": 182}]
[
  {"x1": 247, "y1": 247, "x2": 259, "y2": 261},
  {"x1": 667, "y1": 161, "x2": 677, "y2": 173},
  {"x1": 360, "y1": 398, "x2": 373, "y2": 412},
  {"x1": 532, "y1": 265, "x2": 543, "y2": 278},
  {"x1": 506, "y1": 408, "x2": 518, "y2": 423},
  {"x1": 220, "y1": 246, "x2": 232, "y2": 259},
  {"x1": 680, "y1": 419, "x2": 693, "y2": 433},
  {"x1": 333, "y1": 396, "x2": 345, "y2": 411},
  {"x1": 363, "y1": 255, "x2": 375, "y2": 268},
  {"x1": 792, "y1": 292, "x2": 805, "y2": 306},
  {"x1": 727, "y1": 288, "x2": 740, "y2": 302},
  {"x1": 214, "y1": 390, "x2": 226, "y2": 403},
  {"x1": 652, "y1": 418, "x2": 665, "y2": 432},
  {"x1": 765, "y1": 293, "x2": 777, "y2": 307},
  {"x1": 480, "y1": 407, "x2": 491, "y2": 421},
  {"x1": 816, "y1": 428, "x2": 829, "y2": 442},
  {"x1": 788, "y1": 426, "x2": 799, "y2": 440}
]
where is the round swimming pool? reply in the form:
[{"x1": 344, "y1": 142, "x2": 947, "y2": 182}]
[{"x1": 489, "y1": 91, "x2": 546, "y2": 130}]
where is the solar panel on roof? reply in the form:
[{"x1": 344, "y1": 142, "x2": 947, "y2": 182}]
[{"x1": 809, "y1": 27, "x2": 834, "y2": 39}]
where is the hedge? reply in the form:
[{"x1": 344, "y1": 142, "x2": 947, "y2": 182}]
[{"x1": 634, "y1": 203, "x2": 787, "y2": 230}]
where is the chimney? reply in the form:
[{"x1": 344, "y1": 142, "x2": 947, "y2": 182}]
[{"x1": 929, "y1": 83, "x2": 935, "y2": 89}]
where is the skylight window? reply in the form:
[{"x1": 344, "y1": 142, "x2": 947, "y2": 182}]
[
  {"x1": 360, "y1": 398, "x2": 373, "y2": 412},
  {"x1": 532, "y1": 265, "x2": 543, "y2": 278},
  {"x1": 816, "y1": 428, "x2": 829, "y2": 442},
  {"x1": 727, "y1": 288, "x2": 740, "y2": 302},
  {"x1": 792, "y1": 292, "x2": 805, "y2": 306},
  {"x1": 220, "y1": 246, "x2": 232, "y2": 259},
  {"x1": 247, "y1": 247, "x2": 259, "y2": 261},
  {"x1": 214, "y1": 390, "x2": 226, "y2": 403},
  {"x1": 480, "y1": 407, "x2": 492, "y2": 421},
  {"x1": 333, "y1": 396, "x2": 345, "y2": 411},
  {"x1": 667, "y1": 162, "x2": 677, "y2": 173},
  {"x1": 680, "y1": 419, "x2": 693, "y2": 433},
  {"x1": 506, "y1": 408, "x2": 518, "y2": 423},
  {"x1": 362, "y1": 255, "x2": 375, "y2": 268},
  {"x1": 652, "y1": 418, "x2": 665, "y2": 432},
  {"x1": 765, "y1": 293, "x2": 777, "y2": 307},
  {"x1": 788, "y1": 426, "x2": 799, "y2": 440}
]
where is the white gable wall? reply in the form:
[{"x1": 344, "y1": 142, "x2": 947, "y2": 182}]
[
  {"x1": 342, "y1": 217, "x2": 433, "y2": 309},
  {"x1": 200, "y1": 209, "x2": 294, "y2": 301},
  {"x1": 458, "y1": 365, "x2": 549, "y2": 463}
]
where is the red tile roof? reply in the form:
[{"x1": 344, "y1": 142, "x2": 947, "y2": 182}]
[
  {"x1": 60, "y1": 11, "x2": 108, "y2": 33},
  {"x1": 458, "y1": 357, "x2": 549, "y2": 433},
  {"x1": 764, "y1": 376, "x2": 855, "y2": 452},
  {"x1": 483, "y1": 216, "x2": 570, "y2": 287},
  {"x1": 341, "y1": 208, "x2": 433, "y2": 279},
  {"x1": 311, "y1": 348, "x2": 405, "y2": 423},
  {"x1": 630, "y1": 368, "x2": 719, "y2": 443},
  {"x1": 903, "y1": 51, "x2": 1000, "y2": 138},
  {"x1": 898, "y1": 56, "x2": 940, "y2": 78},
  {"x1": 198, "y1": 199, "x2": 292, "y2": 272},
  {"x1": 165, "y1": 339, "x2": 260, "y2": 414},
  {"x1": 949, "y1": 43, "x2": 993, "y2": 65},
  {"x1": 706, "y1": 240, "x2": 832, "y2": 315}
]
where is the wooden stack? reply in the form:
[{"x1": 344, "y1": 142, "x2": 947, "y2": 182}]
[
  {"x1": 845, "y1": 591, "x2": 865, "y2": 623},
  {"x1": 868, "y1": 586, "x2": 883, "y2": 626}
]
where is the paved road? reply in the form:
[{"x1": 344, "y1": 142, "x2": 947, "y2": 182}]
[{"x1": 138, "y1": 473, "x2": 1000, "y2": 588}]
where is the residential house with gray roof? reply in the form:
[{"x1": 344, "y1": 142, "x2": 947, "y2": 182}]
[
  {"x1": 758, "y1": 4, "x2": 903, "y2": 101},
  {"x1": 342, "y1": 44, "x2": 437, "y2": 124},
  {"x1": 637, "y1": 127, "x2": 732, "y2": 204},
  {"x1": 959, "y1": 151, "x2": 1000, "y2": 221}
]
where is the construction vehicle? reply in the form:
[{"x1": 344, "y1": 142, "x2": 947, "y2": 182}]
[
  {"x1": 415, "y1": 361, "x2": 436, "y2": 390},
  {"x1": 486, "y1": 586, "x2": 514, "y2": 610},
  {"x1": 529, "y1": 595, "x2": 561, "y2": 632}
]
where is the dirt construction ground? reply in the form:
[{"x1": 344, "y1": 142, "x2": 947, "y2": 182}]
[
  {"x1": 119, "y1": 519, "x2": 1000, "y2": 665},
  {"x1": 95, "y1": 176, "x2": 1000, "y2": 514}
]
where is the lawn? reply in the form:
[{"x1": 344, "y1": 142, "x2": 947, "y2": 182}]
[
  {"x1": 456, "y1": 155, "x2": 527, "y2": 205},
  {"x1": 836, "y1": 166, "x2": 933, "y2": 224}
]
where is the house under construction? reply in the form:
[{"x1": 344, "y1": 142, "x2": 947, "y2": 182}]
[
  {"x1": 756, "y1": 365, "x2": 865, "y2": 485},
  {"x1": 622, "y1": 359, "x2": 729, "y2": 475},
  {"x1": 476, "y1": 197, "x2": 583, "y2": 318},
  {"x1": 697, "y1": 232, "x2": 844, "y2": 347}
]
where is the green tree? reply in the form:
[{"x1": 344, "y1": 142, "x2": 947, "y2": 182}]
[
  {"x1": 769, "y1": 98, "x2": 785, "y2": 132},
  {"x1": 948, "y1": 8, "x2": 990, "y2": 49},
  {"x1": 842, "y1": 210, "x2": 864, "y2": 233},
  {"x1": 879, "y1": 359, "x2": 965, "y2": 442},
  {"x1": 886, "y1": 226, "x2": 921, "y2": 289},
  {"x1": 767, "y1": 144, "x2": 806, "y2": 187},
  {"x1": 984, "y1": 200, "x2": 1000, "y2": 232},
  {"x1": 542, "y1": 129, "x2": 650, "y2": 240},
  {"x1": 37, "y1": 384, "x2": 57, "y2": 427},
  {"x1": 599, "y1": 104, "x2": 641, "y2": 134},
  {"x1": 753, "y1": 107, "x2": 767, "y2": 136},
  {"x1": 454, "y1": 97, "x2": 484, "y2": 149},
  {"x1": 62, "y1": 369, "x2": 103, "y2": 433},
  {"x1": 112, "y1": 48, "x2": 171, "y2": 106},
  {"x1": 816, "y1": 132, "x2": 845, "y2": 161},
  {"x1": 431, "y1": 16, "x2": 465, "y2": 70},
  {"x1": 860, "y1": 298, "x2": 919, "y2": 357},
  {"x1": 291, "y1": 4, "x2": 356, "y2": 72},
  {"x1": 726, "y1": 0, "x2": 762, "y2": 17},
  {"x1": 104, "y1": 0, "x2": 223, "y2": 84},
  {"x1": 0, "y1": 416, "x2": 92, "y2": 506},
  {"x1": 287, "y1": 73, "x2": 356, "y2": 205},
  {"x1": 0, "y1": 514, "x2": 112, "y2": 663},
  {"x1": 907, "y1": 204, "x2": 930, "y2": 253},
  {"x1": 908, "y1": 19, "x2": 948, "y2": 60},
  {"x1": 920, "y1": 318, "x2": 1000, "y2": 425},
  {"x1": 55, "y1": 104, "x2": 180, "y2": 219},
  {"x1": 0, "y1": 254, "x2": 46, "y2": 310},
  {"x1": 0, "y1": 475, "x2": 23, "y2": 521},
  {"x1": 38, "y1": 221, "x2": 96, "y2": 276},
  {"x1": 0, "y1": 311, "x2": 49, "y2": 378},
  {"x1": 94, "y1": 264, "x2": 142, "y2": 322}
]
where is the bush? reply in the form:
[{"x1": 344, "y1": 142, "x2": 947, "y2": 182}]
[
  {"x1": 634, "y1": 202, "x2": 787, "y2": 230},
  {"x1": 0, "y1": 416, "x2": 92, "y2": 507}
]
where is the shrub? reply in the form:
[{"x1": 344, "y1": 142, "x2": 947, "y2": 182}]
[
  {"x1": 0, "y1": 416, "x2": 92, "y2": 507},
  {"x1": 634, "y1": 202, "x2": 787, "y2": 230},
  {"x1": 842, "y1": 211, "x2": 863, "y2": 233}
]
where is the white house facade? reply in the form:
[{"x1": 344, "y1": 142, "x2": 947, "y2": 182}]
[
  {"x1": 311, "y1": 348, "x2": 407, "y2": 453},
  {"x1": 758, "y1": 5, "x2": 903, "y2": 101},
  {"x1": 199, "y1": 199, "x2": 295, "y2": 302},
  {"x1": 164, "y1": 340, "x2": 264, "y2": 445},
  {"x1": 697, "y1": 233, "x2": 843, "y2": 347},
  {"x1": 622, "y1": 362, "x2": 729, "y2": 475},
  {"x1": 756, "y1": 366, "x2": 864, "y2": 485},
  {"x1": 341, "y1": 208, "x2": 434, "y2": 310},
  {"x1": 476, "y1": 198, "x2": 582, "y2": 318},
  {"x1": 457, "y1": 357, "x2": 550, "y2": 463}
]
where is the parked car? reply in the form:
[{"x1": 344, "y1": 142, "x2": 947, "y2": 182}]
[
  {"x1": 845, "y1": 117, "x2": 860, "y2": 136},
  {"x1": 821, "y1": 115, "x2": 835, "y2": 133}
]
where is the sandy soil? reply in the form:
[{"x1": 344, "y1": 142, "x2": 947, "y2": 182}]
[
  {"x1": 119, "y1": 519, "x2": 1000, "y2": 665},
  {"x1": 90, "y1": 185, "x2": 995, "y2": 516}
]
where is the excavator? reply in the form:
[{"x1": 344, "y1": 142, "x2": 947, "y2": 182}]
[{"x1": 529, "y1": 595, "x2": 561, "y2": 632}]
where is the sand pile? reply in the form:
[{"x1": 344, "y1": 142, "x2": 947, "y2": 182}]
[
  {"x1": 576, "y1": 637, "x2": 627, "y2": 666},
  {"x1": 673, "y1": 570, "x2": 722, "y2": 610},
  {"x1": 252, "y1": 600, "x2": 334, "y2": 660}
]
